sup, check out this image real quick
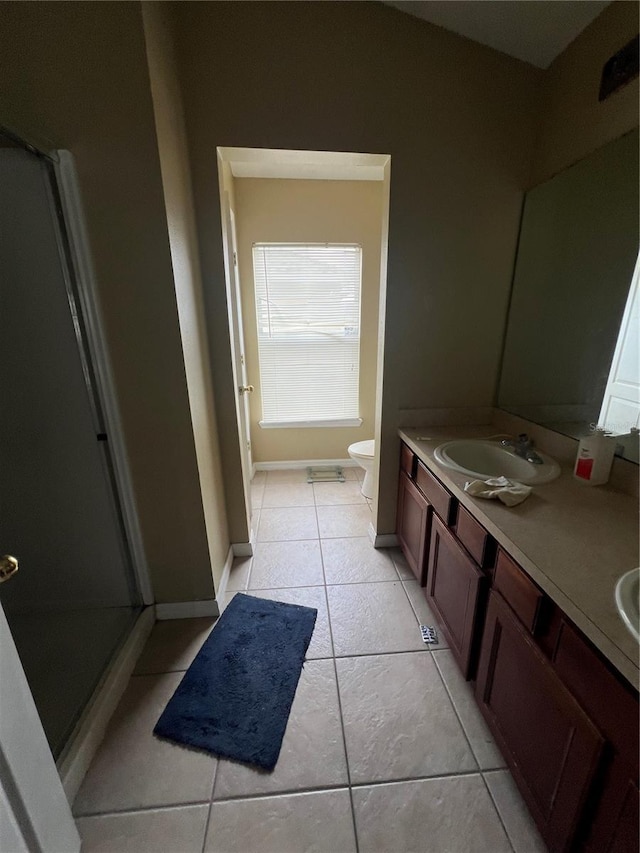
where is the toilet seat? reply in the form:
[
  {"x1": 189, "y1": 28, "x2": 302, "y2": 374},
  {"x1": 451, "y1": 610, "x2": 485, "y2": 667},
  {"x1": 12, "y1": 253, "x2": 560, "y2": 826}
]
[{"x1": 348, "y1": 439, "x2": 375, "y2": 458}]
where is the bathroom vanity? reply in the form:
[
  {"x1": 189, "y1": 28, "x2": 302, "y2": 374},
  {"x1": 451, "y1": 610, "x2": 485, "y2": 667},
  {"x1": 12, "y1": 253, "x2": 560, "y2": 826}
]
[{"x1": 396, "y1": 426, "x2": 639, "y2": 853}]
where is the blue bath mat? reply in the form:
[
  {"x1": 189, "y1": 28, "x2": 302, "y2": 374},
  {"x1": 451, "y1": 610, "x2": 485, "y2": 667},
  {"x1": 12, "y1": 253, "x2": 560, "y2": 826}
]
[{"x1": 153, "y1": 593, "x2": 317, "y2": 771}]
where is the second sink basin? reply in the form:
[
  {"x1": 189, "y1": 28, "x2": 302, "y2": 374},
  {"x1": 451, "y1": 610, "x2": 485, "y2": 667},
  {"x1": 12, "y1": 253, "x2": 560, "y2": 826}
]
[
  {"x1": 615, "y1": 568, "x2": 640, "y2": 643},
  {"x1": 433, "y1": 439, "x2": 561, "y2": 485}
]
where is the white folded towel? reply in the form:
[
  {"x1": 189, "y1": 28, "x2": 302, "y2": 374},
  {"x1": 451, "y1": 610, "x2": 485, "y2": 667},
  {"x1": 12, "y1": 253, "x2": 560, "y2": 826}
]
[{"x1": 464, "y1": 476, "x2": 532, "y2": 507}]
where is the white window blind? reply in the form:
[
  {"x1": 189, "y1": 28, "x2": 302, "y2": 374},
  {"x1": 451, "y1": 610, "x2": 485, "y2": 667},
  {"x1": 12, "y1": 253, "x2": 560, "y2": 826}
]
[{"x1": 253, "y1": 243, "x2": 362, "y2": 426}]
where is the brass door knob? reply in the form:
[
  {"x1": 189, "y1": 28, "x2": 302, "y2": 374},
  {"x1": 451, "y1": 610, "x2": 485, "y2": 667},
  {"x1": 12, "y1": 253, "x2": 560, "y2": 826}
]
[
  {"x1": 239, "y1": 385, "x2": 254, "y2": 394},
  {"x1": 0, "y1": 555, "x2": 18, "y2": 583}
]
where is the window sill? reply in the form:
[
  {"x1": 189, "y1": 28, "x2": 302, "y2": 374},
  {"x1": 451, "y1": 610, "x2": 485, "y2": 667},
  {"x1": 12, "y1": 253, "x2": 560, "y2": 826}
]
[{"x1": 259, "y1": 418, "x2": 363, "y2": 429}]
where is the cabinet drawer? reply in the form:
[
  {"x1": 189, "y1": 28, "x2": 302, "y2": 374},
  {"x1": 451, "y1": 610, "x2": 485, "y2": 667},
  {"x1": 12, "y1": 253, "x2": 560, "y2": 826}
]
[
  {"x1": 493, "y1": 549, "x2": 544, "y2": 634},
  {"x1": 416, "y1": 460, "x2": 455, "y2": 524},
  {"x1": 400, "y1": 442, "x2": 415, "y2": 478},
  {"x1": 455, "y1": 505, "x2": 496, "y2": 569}
]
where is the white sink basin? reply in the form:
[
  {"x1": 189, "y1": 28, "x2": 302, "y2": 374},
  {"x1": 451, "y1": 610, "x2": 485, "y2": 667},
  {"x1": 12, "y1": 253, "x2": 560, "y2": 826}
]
[
  {"x1": 433, "y1": 439, "x2": 561, "y2": 485},
  {"x1": 615, "y1": 568, "x2": 640, "y2": 643}
]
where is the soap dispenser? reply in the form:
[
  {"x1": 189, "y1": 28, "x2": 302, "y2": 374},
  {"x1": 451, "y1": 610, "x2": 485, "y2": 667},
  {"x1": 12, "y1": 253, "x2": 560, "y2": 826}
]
[{"x1": 573, "y1": 429, "x2": 616, "y2": 485}]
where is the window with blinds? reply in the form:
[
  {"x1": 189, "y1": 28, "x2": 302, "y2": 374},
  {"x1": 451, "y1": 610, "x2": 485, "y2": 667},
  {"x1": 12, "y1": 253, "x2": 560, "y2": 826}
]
[{"x1": 252, "y1": 243, "x2": 362, "y2": 427}]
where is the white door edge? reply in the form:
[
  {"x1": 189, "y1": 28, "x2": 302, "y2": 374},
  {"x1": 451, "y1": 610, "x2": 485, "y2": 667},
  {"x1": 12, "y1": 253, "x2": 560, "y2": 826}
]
[{"x1": 0, "y1": 603, "x2": 81, "y2": 853}]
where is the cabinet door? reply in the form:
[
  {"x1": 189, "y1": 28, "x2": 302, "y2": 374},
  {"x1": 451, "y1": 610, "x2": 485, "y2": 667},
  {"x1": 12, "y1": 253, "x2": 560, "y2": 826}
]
[
  {"x1": 552, "y1": 620, "x2": 639, "y2": 853},
  {"x1": 425, "y1": 515, "x2": 486, "y2": 678},
  {"x1": 605, "y1": 779, "x2": 640, "y2": 853},
  {"x1": 396, "y1": 470, "x2": 431, "y2": 585},
  {"x1": 476, "y1": 591, "x2": 604, "y2": 853}
]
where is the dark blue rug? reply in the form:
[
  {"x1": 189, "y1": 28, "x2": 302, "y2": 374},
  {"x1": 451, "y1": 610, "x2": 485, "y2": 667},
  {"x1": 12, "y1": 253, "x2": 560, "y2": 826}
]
[{"x1": 153, "y1": 593, "x2": 317, "y2": 771}]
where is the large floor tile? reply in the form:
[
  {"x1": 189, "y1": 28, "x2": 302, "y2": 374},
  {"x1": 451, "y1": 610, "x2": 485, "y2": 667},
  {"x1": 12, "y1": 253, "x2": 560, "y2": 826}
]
[
  {"x1": 402, "y1": 581, "x2": 449, "y2": 649},
  {"x1": 77, "y1": 805, "x2": 209, "y2": 853},
  {"x1": 316, "y1": 504, "x2": 372, "y2": 538},
  {"x1": 226, "y1": 555, "x2": 252, "y2": 591},
  {"x1": 433, "y1": 649, "x2": 506, "y2": 770},
  {"x1": 205, "y1": 789, "x2": 357, "y2": 853},
  {"x1": 337, "y1": 653, "x2": 476, "y2": 783},
  {"x1": 327, "y1": 582, "x2": 426, "y2": 655},
  {"x1": 257, "y1": 506, "x2": 318, "y2": 541},
  {"x1": 245, "y1": 587, "x2": 333, "y2": 659},
  {"x1": 313, "y1": 481, "x2": 367, "y2": 505},
  {"x1": 352, "y1": 775, "x2": 512, "y2": 853},
  {"x1": 251, "y1": 481, "x2": 265, "y2": 509},
  {"x1": 485, "y1": 770, "x2": 548, "y2": 853},
  {"x1": 213, "y1": 660, "x2": 347, "y2": 799},
  {"x1": 134, "y1": 618, "x2": 216, "y2": 675},
  {"x1": 73, "y1": 674, "x2": 215, "y2": 815},
  {"x1": 321, "y1": 537, "x2": 398, "y2": 584},
  {"x1": 388, "y1": 546, "x2": 414, "y2": 580},
  {"x1": 262, "y1": 482, "x2": 315, "y2": 507},
  {"x1": 248, "y1": 540, "x2": 324, "y2": 589}
]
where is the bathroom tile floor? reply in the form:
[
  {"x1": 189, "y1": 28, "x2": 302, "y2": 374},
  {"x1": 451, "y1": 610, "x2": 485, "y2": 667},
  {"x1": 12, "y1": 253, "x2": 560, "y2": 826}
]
[{"x1": 74, "y1": 469, "x2": 547, "y2": 853}]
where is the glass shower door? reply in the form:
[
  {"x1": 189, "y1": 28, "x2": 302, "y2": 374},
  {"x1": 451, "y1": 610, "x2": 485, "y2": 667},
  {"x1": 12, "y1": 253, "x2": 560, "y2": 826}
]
[{"x1": 0, "y1": 143, "x2": 141, "y2": 760}]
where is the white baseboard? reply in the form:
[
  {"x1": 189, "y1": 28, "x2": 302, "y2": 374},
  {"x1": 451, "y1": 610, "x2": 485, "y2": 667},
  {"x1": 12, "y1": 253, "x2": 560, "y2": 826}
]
[
  {"x1": 254, "y1": 458, "x2": 357, "y2": 471},
  {"x1": 58, "y1": 606, "x2": 155, "y2": 803},
  {"x1": 368, "y1": 522, "x2": 398, "y2": 548},
  {"x1": 232, "y1": 541, "x2": 253, "y2": 557},
  {"x1": 155, "y1": 600, "x2": 219, "y2": 620}
]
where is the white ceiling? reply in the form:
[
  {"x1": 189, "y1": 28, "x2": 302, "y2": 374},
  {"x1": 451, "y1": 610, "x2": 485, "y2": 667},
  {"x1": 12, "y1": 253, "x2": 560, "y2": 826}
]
[{"x1": 382, "y1": 1, "x2": 611, "y2": 69}]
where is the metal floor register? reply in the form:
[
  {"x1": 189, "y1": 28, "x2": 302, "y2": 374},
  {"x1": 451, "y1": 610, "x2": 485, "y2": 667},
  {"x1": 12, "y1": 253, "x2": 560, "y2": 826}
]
[{"x1": 306, "y1": 466, "x2": 345, "y2": 483}]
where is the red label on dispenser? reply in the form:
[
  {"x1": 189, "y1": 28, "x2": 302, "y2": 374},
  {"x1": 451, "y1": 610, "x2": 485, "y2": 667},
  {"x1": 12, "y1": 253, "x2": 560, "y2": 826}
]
[{"x1": 575, "y1": 458, "x2": 594, "y2": 480}]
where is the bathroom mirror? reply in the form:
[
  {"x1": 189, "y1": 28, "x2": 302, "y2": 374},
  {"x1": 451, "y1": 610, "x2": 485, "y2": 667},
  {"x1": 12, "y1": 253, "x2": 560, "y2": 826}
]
[{"x1": 498, "y1": 129, "x2": 639, "y2": 463}]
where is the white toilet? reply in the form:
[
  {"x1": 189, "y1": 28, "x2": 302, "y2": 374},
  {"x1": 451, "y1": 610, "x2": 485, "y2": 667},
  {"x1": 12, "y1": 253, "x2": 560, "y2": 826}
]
[{"x1": 348, "y1": 439, "x2": 375, "y2": 499}]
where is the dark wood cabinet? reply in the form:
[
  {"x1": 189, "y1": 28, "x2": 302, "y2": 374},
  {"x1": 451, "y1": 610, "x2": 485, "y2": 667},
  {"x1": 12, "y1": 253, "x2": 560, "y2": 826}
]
[
  {"x1": 396, "y1": 440, "x2": 639, "y2": 853},
  {"x1": 551, "y1": 620, "x2": 639, "y2": 853},
  {"x1": 602, "y1": 780, "x2": 640, "y2": 853},
  {"x1": 425, "y1": 515, "x2": 487, "y2": 678},
  {"x1": 396, "y1": 469, "x2": 431, "y2": 584},
  {"x1": 476, "y1": 590, "x2": 605, "y2": 853}
]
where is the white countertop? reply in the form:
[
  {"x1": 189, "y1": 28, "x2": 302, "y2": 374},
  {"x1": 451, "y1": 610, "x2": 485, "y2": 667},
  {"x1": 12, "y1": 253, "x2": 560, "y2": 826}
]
[{"x1": 399, "y1": 426, "x2": 640, "y2": 691}]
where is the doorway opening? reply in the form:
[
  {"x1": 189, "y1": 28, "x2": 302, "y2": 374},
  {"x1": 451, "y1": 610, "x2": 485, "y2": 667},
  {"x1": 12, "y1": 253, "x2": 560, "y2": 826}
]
[{"x1": 217, "y1": 147, "x2": 391, "y2": 548}]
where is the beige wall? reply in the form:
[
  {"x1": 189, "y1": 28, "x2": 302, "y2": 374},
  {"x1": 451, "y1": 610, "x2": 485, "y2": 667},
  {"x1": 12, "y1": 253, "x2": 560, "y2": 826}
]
[
  {"x1": 233, "y1": 178, "x2": 385, "y2": 462},
  {"x1": 142, "y1": 2, "x2": 230, "y2": 589},
  {"x1": 172, "y1": 1, "x2": 541, "y2": 533},
  {"x1": 0, "y1": 2, "x2": 216, "y2": 603},
  {"x1": 531, "y1": 0, "x2": 640, "y2": 186}
]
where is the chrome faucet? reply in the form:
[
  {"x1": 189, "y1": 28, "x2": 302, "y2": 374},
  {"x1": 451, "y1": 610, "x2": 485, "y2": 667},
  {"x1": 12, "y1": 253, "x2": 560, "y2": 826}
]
[{"x1": 501, "y1": 433, "x2": 544, "y2": 465}]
